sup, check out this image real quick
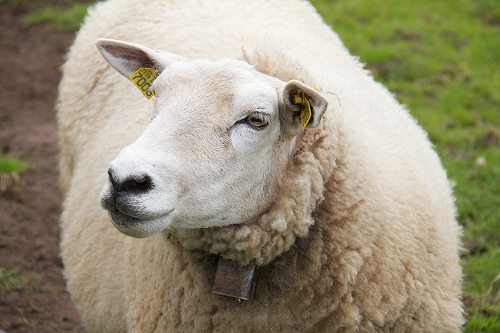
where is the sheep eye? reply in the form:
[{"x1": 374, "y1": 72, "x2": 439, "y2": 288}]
[{"x1": 245, "y1": 113, "x2": 269, "y2": 129}]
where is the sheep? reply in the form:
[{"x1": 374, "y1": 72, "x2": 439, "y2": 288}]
[{"x1": 57, "y1": 0, "x2": 464, "y2": 331}]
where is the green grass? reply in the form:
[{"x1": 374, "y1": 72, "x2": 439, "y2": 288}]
[
  {"x1": 310, "y1": 0, "x2": 500, "y2": 331},
  {"x1": 24, "y1": 3, "x2": 91, "y2": 31},
  {"x1": 0, "y1": 154, "x2": 31, "y2": 174},
  {"x1": 0, "y1": 267, "x2": 40, "y2": 294},
  {"x1": 0, "y1": 154, "x2": 32, "y2": 191},
  {"x1": 0, "y1": 0, "x2": 93, "y2": 31}
]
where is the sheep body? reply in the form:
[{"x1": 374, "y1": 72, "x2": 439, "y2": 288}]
[{"x1": 58, "y1": 0, "x2": 464, "y2": 331}]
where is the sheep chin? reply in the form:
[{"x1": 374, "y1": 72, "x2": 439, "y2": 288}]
[{"x1": 108, "y1": 210, "x2": 172, "y2": 238}]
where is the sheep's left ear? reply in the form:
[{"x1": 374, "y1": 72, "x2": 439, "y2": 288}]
[
  {"x1": 96, "y1": 38, "x2": 184, "y2": 99},
  {"x1": 96, "y1": 38, "x2": 184, "y2": 78},
  {"x1": 281, "y1": 80, "x2": 328, "y2": 135}
]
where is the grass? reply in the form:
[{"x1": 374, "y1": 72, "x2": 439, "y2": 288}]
[
  {"x1": 310, "y1": 0, "x2": 500, "y2": 331},
  {"x1": 0, "y1": 267, "x2": 40, "y2": 331},
  {"x1": 0, "y1": 0, "x2": 92, "y2": 31},
  {"x1": 24, "y1": 3, "x2": 91, "y2": 31},
  {"x1": 0, "y1": 154, "x2": 32, "y2": 192},
  {"x1": 0, "y1": 267, "x2": 40, "y2": 294},
  {"x1": 0, "y1": 155, "x2": 39, "y2": 293},
  {"x1": 0, "y1": 154, "x2": 31, "y2": 174}
]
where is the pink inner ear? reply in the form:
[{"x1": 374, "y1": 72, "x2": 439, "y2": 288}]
[
  {"x1": 308, "y1": 94, "x2": 322, "y2": 109},
  {"x1": 104, "y1": 45, "x2": 154, "y2": 67},
  {"x1": 286, "y1": 86, "x2": 300, "y2": 102}
]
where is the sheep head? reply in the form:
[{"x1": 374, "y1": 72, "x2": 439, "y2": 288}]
[{"x1": 96, "y1": 38, "x2": 328, "y2": 238}]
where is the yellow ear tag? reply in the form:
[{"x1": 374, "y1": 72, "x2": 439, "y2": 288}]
[
  {"x1": 293, "y1": 93, "x2": 312, "y2": 129},
  {"x1": 129, "y1": 67, "x2": 157, "y2": 99}
]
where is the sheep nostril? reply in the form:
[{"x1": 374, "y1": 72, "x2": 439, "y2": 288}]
[
  {"x1": 134, "y1": 178, "x2": 151, "y2": 191},
  {"x1": 119, "y1": 175, "x2": 153, "y2": 194},
  {"x1": 108, "y1": 168, "x2": 153, "y2": 194}
]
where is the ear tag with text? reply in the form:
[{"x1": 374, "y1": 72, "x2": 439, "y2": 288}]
[
  {"x1": 129, "y1": 67, "x2": 157, "y2": 99},
  {"x1": 293, "y1": 93, "x2": 312, "y2": 129}
]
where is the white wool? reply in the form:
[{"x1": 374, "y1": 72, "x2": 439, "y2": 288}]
[{"x1": 58, "y1": 0, "x2": 463, "y2": 331}]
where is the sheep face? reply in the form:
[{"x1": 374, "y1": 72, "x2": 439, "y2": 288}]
[{"x1": 96, "y1": 39, "x2": 327, "y2": 238}]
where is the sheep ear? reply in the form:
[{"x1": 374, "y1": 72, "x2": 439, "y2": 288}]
[
  {"x1": 281, "y1": 80, "x2": 328, "y2": 135},
  {"x1": 95, "y1": 38, "x2": 183, "y2": 79}
]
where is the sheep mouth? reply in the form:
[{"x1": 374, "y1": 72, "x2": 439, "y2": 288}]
[
  {"x1": 108, "y1": 209, "x2": 173, "y2": 238},
  {"x1": 109, "y1": 209, "x2": 143, "y2": 224}
]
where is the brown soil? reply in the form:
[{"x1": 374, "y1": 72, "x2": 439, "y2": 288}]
[{"x1": 0, "y1": 2, "x2": 86, "y2": 332}]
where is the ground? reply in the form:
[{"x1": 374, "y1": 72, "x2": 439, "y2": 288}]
[{"x1": 0, "y1": 2, "x2": 86, "y2": 332}]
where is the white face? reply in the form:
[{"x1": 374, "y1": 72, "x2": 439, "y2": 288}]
[
  {"x1": 100, "y1": 60, "x2": 289, "y2": 237},
  {"x1": 96, "y1": 39, "x2": 328, "y2": 238}
]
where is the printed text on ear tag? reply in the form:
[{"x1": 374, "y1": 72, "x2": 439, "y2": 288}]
[
  {"x1": 293, "y1": 93, "x2": 312, "y2": 129},
  {"x1": 129, "y1": 67, "x2": 157, "y2": 99}
]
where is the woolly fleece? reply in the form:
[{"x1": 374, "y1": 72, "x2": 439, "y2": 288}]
[{"x1": 57, "y1": 0, "x2": 464, "y2": 331}]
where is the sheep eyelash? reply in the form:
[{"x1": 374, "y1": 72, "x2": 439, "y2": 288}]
[{"x1": 239, "y1": 111, "x2": 272, "y2": 130}]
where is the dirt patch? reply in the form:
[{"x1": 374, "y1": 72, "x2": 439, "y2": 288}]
[{"x1": 0, "y1": 2, "x2": 86, "y2": 332}]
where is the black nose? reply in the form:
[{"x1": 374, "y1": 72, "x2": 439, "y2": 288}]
[{"x1": 109, "y1": 169, "x2": 154, "y2": 195}]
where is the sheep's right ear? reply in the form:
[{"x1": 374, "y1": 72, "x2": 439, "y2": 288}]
[
  {"x1": 280, "y1": 80, "x2": 328, "y2": 136},
  {"x1": 96, "y1": 38, "x2": 183, "y2": 81}
]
